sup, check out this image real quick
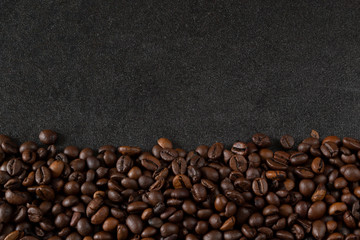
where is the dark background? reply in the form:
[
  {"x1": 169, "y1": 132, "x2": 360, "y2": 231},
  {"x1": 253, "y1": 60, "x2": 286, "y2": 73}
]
[{"x1": 1, "y1": 0, "x2": 359, "y2": 150}]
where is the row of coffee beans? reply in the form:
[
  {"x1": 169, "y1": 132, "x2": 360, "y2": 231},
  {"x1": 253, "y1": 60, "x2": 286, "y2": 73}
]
[{"x1": 0, "y1": 130, "x2": 360, "y2": 240}]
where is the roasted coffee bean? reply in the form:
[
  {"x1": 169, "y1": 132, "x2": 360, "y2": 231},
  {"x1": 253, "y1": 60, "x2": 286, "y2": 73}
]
[
  {"x1": 7, "y1": 158, "x2": 22, "y2": 176},
  {"x1": 116, "y1": 155, "x2": 133, "y2": 173},
  {"x1": 229, "y1": 155, "x2": 247, "y2": 172},
  {"x1": 290, "y1": 152, "x2": 308, "y2": 166},
  {"x1": 35, "y1": 166, "x2": 51, "y2": 185},
  {"x1": 252, "y1": 133, "x2": 271, "y2": 147},
  {"x1": 280, "y1": 135, "x2": 295, "y2": 149},
  {"x1": 5, "y1": 190, "x2": 30, "y2": 205},
  {"x1": 160, "y1": 148, "x2": 178, "y2": 161},
  {"x1": 308, "y1": 201, "x2": 326, "y2": 220},
  {"x1": 140, "y1": 154, "x2": 160, "y2": 171},
  {"x1": 231, "y1": 142, "x2": 248, "y2": 155},
  {"x1": 252, "y1": 178, "x2": 268, "y2": 196},
  {"x1": 208, "y1": 143, "x2": 224, "y2": 159},
  {"x1": 39, "y1": 130, "x2": 58, "y2": 145},
  {"x1": 312, "y1": 220, "x2": 326, "y2": 239},
  {"x1": 321, "y1": 142, "x2": 339, "y2": 158},
  {"x1": 171, "y1": 158, "x2": 187, "y2": 175},
  {"x1": 340, "y1": 164, "x2": 360, "y2": 182},
  {"x1": 126, "y1": 214, "x2": 143, "y2": 234},
  {"x1": 2, "y1": 140, "x2": 18, "y2": 154},
  {"x1": 266, "y1": 157, "x2": 288, "y2": 170},
  {"x1": 343, "y1": 137, "x2": 360, "y2": 150}
]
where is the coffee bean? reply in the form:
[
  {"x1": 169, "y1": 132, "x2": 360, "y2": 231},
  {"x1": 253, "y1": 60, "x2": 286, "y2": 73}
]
[
  {"x1": 157, "y1": 138, "x2": 173, "y2": 149},
  {"x1": 229, "y1": 155, "x2": 247, "y2": 172},
  {"x1": 311, "y1": 157, "x2": 324, "y2": 174},
  {"x1": 35, "y1": 166, "x2": 51, "y2": 185},
  {"x1": 116, "y1": 155, "x2": 133, "y2": 173},
  {"x1": 208, "y1": 143, "x2": 224, "y2": 159},
  {"x1": 340, "y1": 164, "x2": 360, "y2": 182},
  {"x1": 140, "y1": 154, "x2": 160, "y2": 171},
  {"x1": 171, "y1": 157, "x2": 187, "y2": 175},
  {"x1": 116, "y1": 224, "x2": 129, "y2": 240},
  {"x1": 39, "y1": 130, "x2": 58, "y2": 145},
  {"x1": 266, "y1": 157, "x2": 288, "y2": 170},
  {"x1": 312, "y1": 220, "x2": 326, "y2": 239},
  {"x1": 343, "y1": 137, "x2": 360, "y2": 150},
  {"x1": 329, "y1": 202, "x2": 347, "y2": 215},
  {"x1": 311, "y1": 183, "x2": 326, "y2": 202},
  {"x1": 280, "y1": 135, "x2": 295, "y2": 149},
  {"x1": 204, "y1": 230, "x2": 222, "y2": 240},
  {"x1": 252, "y1": 178, "x2": 268, "y2": 196},
  {"x1": 299, "y1": 179, "x2": 315, "y2": 197},
  {"x1": 126, "y1": 214, "x2": 143, "y2": 234},
  {"x1": 231, "y1": 142, "x2": 248, "y2": 155},
  {"x1": 308, "y1": 201, "x2": 326, "y2": 220},
  {"x1": 252, "y1": 133, "x2": 271, "y2": 147},
  {"x1": 160, "y1": 148, "x2": 178, "y2": 161},
  {"x1": 321, "y1": 142, "x2": 339, "y2": 158},
  {"x1": 1, "y1": 140, "x2": 18, "y2": 154},
  {"x1": 5, "y1": 190, "x2": 30, "y2": 205},
  {"x1": 7, "y1": 158, "x2": 22, "y2": 176},
  {"x1": 290, "y1": 152, "x2": 308, "y2": 166},
  {"x1": 117, "y1": 146, "x2": 141, "y2": 156},
  {"x1": 27, "y1": 206, "x2": 42, "y2": 223}
]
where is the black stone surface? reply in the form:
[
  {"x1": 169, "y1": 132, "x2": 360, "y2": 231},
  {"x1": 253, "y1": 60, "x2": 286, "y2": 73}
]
[{"x1": 1, "y1": 0, "x2": 360, "y2": 150}]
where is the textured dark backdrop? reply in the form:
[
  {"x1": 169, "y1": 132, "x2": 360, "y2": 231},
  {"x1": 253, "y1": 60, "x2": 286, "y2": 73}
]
[{"x1": 1, "y1": 0, "x2": 360, "y2": 150}]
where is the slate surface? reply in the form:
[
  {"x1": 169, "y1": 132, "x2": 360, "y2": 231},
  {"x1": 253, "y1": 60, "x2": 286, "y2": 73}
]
[{"x1": 1, "y1": 0, "x2": 360, "y2": 150}]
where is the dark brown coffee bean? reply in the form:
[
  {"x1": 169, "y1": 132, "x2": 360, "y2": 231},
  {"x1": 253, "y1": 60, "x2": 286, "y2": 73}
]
[
  {"x1": 231, "y1": 142, "x2": 248, "y2": 155},
  {"x1": 91, "y1": 206, "x2": 109, "y2": 225},
  {"x1": 311, "y1": 183, "x2": 326, "y2": 202},
  {"x1": 204, "y1": 230, "x2": 222, "y2": 240},
  {"x1": 35, "y1": 166, "x2": 51, "y2": 185},
  {"x1": 27, "y1": 205, "x2": 42, "y2": 223},
  {"x1": 39, "y1": 130, "x2": 58, "y2": 145},
  {"x1": 299, "y1": 179, "x2": 315, "y2": 197},
  {"x1": 2, "y1": 140, "x2": 18, "y2": 154},
  {"x1": 321, "y1": 142, "x2": 339, "y2": 158},
  {"x1": 48, "y1": 160, "x2": 64, "y2": 178},
  {"x1": 252, "y1": 133, "x2": 271, "y2": 147},
  {"x1": 208, "y1": 142, "x2": 224, "y2": 159},
  {"x1": 266, "y1": 157, "x2": 288, "y2": 170},
  {"x1": 172, "y1": 157, "x2": 187, "y2": 175},
  {"x1": 276, "y1": 230, "x2": 294, "y2": 240},
  {"x1": 118, "y1": 146, "x2": 141, "y2": 156},
  {"x1": 5, "y1": 190, "x2": 30, "y2": 205},
  {"x1": 329, "y1": 202, "x2": 347, "y2": 215},
  {"x1": 7, "y1": 158, "x2": 22, "y2": 176},
  {"x1": 343, "y1": 137, "x2": 360, "y2": 150},
  {"x1": 241, "y1": 224, "x2": 256, "y2": 239},
  {"x1": 290, "y1": 152, "x2": 308, "y2": 166},
  {"x1": 311, "y1": 157, "x2": 324, "y2": 174},
  {"x1": 115, "y1": 159, "x2": 133, "y2": 178},
  {"x1": 229, "y1": 155, "x2": 247, "y2": 172},
  {"x1": 340, "y1": 164, "x2": 360, "y2": 182},
  {"x1": 157, "y1": 138, "x2": 173, "y2": 149},
  {"x1": 36, "y1": 185, "x2": 55, "y2": 200},
  {"x1": 312, "y1": 220, "x2": 326, "y2": 239},
  {"x1": 160, "y1": 148, "x2": 178, "y2": 161},
  {"x1": 280, "y1": 135, "x2": 295, "y2": 149},
  {"x1": 140, "y1": 154, "x2": 160, "y2": 171},
  {"x1": 308, "y1": 201, "x2": 326, "y2": 220},
  {"x1": 294, "y1": 167, "x2": 314, "y2": 179},
  {"x1": 126, "y1": 214, "x2": 143, "y2": 234},
  {"x1": 64, "y1": 146, "x2": 79, "y2": 159},
  {"x1": 252, "y1": 178, "x2": 268, "y2": 196}
]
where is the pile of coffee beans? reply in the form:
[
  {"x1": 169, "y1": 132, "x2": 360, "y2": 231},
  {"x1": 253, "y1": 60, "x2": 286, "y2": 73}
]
[{"x1": 0, "y1": 130, "x2": 360, "y2": 240}]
